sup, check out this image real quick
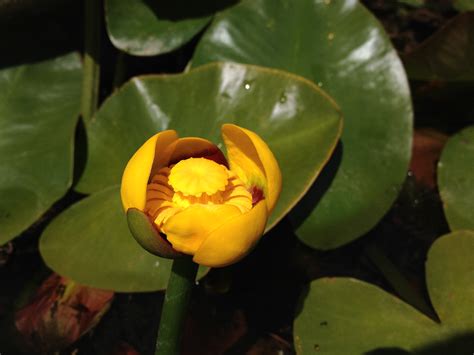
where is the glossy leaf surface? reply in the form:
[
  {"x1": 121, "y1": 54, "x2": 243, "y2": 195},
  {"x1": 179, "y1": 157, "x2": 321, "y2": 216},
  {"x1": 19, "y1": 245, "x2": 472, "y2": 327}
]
[
  {"x1": 76, "y1": 62, "x2": 343, "y2": 230},
  {"x1": 43, "y1": 62, "x2": 340, "y2": 291},
  {"x1": 105, "y1": 0, "x2": 237, "y2": 56},
  {"x1": 294, "y1": 230, "x2": 474, "y2": 354},
  {"x1": 192, "y1": 0, "x2": 413, "y2": 249},
  {"x1": 40, "y1": 187, "x2": 208, "y2": 292},
  {"x1": 438, "y1": 126, "x2": 474, "y2": 231},
  {"x1": 0, "y1": 53, "x2": 82, "y2": 244}
]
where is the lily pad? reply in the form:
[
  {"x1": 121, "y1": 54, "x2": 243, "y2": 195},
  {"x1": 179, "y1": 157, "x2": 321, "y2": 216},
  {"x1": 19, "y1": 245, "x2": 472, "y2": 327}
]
[
  {"x1": 191, "y1": 0, "x2": 413, "y2": 249},
  {"x1": 438, "y1": 126, "x2": 474, "y2": 231},
  {"x1": 45, "y1": 62, "x2": 341, "y2": 291},
  {"x1": 0, "y1": 53, "x2": 82, "y2": 244},
  {"x1": 294, "y1": 230, "x2": 474, "y2": 354},
  {"x1": 40, "y1": 186, "x2": 208, "y2": 292},
  {"x1": 75, "y1": 62, "x2": 343, "y2": 230},
  {"x1": 105, "y1": 0, "x2": 237, "y2": 56}
]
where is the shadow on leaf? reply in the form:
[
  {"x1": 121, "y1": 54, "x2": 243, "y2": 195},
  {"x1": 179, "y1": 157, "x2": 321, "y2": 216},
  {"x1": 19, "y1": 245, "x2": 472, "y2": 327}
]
[
  {"x1": 0, "y1": 0, "x2": 81, "y2": 69},
  {"x1": 143, "y1": 0, "x2": 238, "y2": 21},
  {"x1": 287, "y1": 141, "x2": 343, "y2": 229}
]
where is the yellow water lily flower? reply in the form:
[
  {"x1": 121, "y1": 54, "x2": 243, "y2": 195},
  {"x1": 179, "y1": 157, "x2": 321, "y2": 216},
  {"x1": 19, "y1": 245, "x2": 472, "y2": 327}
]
[{"x1": 121, "y1": 124, "x2": 282, "y2": 268}]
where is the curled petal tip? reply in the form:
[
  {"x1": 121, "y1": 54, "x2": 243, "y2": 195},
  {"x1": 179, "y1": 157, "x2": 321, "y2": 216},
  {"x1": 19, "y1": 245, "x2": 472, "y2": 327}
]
[{"x1": 221, "y1": 124, "x2": 282, "y2": 214}]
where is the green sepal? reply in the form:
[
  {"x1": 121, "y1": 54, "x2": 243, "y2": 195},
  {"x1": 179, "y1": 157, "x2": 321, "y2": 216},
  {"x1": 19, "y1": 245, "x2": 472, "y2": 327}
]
[{"x1": 127, "y1": 208, "x2": 183, "y2": 259}]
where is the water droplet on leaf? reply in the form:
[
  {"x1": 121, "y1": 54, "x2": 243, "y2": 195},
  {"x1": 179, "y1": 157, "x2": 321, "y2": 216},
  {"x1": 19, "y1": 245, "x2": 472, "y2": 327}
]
[{"x1": 243, "y1": 80, "x2": 252, "y2": 90}]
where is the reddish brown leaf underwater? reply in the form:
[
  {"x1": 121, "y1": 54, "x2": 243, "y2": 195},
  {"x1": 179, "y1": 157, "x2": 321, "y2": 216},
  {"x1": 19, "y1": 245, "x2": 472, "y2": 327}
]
[
  {"x1": 112, "y1": 342, "x2": 140, "y2": 355},
  {"x1": 15, "y1": 273, "x2": 114, "y2": 353},
  {"x1": 410, "y1": 128, "x2": 448, "y2": 189}
]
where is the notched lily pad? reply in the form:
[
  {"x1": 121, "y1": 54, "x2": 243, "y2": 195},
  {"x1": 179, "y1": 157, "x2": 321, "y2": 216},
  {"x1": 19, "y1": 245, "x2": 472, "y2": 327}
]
[
  {"x1": 44, "y1": 62, "x2": 340, "y2": 291},
  {"x1": 192, "y1": 0, "x2": 413, "y2": 249},
  {"x1": 76, "y1": 62, "x2": 343, "y2": 230},
  {"x1": 294, "y1": 230, "x2": 474, "y2": 354},
  {"x1": 438, "y1": 125, "x2": 474, "y2": 231},
  {"x1": 0, "y1": 52, "x2": 82, "y2": 244}
]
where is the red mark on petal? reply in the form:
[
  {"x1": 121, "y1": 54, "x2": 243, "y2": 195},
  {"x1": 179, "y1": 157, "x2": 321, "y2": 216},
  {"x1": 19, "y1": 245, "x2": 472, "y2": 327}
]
[{"x1": 250, "y1": 186, "x2": 264, "y2": 205}]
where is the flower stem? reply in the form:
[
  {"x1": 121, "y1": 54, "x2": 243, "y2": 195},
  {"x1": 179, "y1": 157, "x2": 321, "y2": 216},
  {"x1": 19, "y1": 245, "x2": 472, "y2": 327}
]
[
  {"x1": 81, "y1": 0, "x2": 101, "y2": 124},
  {"x1": 155, "y1": 257, "x2": 198, "y2": 355}
]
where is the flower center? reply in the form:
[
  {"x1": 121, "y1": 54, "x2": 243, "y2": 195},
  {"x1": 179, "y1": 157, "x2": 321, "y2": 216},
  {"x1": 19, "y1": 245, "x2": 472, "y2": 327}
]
[
  {"x1": 168, "y1": 158, "x2": 228, "y2": 197},
  {"x1": 145, "y1": 158, "x2": 253, "y2": 231}
]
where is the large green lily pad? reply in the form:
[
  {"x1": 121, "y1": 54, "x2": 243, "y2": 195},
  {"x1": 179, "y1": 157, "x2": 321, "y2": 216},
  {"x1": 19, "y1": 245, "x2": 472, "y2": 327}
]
[
  {"x1": 40, "y1": 186, "x2": 208, "y2": 292},
  {"x1": 44, "y1": 62, "x2": 341, "y2": 291},
  {"x1": 192, "y1": 0, "x2": 413, "y2": 249},
  {"x1": 294, "y1": 230, "x2": 474, "y2": 354},
  {"x1": 76, "y1": 62, "x2": 342, "y2": 230},
  {"x1": 105, "y1": 0, "x2": 237, "y2": 56},
  {"x1": 0, "y1": 53, "x2": 82, "y2": 244},
  {"x1": 438, "y1": 126, "x2": 474, "y2": 231}
]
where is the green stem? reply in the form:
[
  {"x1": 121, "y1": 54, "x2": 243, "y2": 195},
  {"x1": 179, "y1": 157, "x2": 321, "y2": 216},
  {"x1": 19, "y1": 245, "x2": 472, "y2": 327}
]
[
  {"x1": 156, "y1": 257, "x2": 198, "y2": 355},
  {"x1": 81, "y1": 0, "x2": 101, "y2": 123},
  {"x1": 365, "y1": 244, "x2": 437, "y2": 320}
]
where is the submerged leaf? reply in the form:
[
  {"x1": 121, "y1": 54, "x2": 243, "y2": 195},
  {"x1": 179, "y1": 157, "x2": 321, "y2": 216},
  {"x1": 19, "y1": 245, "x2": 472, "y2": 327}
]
[{"x1": 15, "y1": 274, "x2": 113, "y2": 353}]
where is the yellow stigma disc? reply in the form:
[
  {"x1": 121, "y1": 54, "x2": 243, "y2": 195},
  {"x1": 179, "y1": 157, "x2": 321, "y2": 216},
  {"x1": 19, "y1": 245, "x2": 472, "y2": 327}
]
[{"x1": 168, "y1": 158, "x2": 229, "y2": 197}]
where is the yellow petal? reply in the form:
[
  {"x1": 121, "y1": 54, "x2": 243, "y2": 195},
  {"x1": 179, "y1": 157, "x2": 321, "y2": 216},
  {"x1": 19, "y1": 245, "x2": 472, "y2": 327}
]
[
  {"x1": 221, "y1": 124, "x2": 282, "y2": 213},
  {"x1": 193, "y1": 201, "x2": 268, "y2": 267},
  {"x1": 121, "y1": 130, "x2": 178, "y2": 211},
  {"x1": 167, "y1": 137, "x2": 228, "y2": 167},
  {"x1": 162, "y1": 204, "x2": 241, "y2": 255}
]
